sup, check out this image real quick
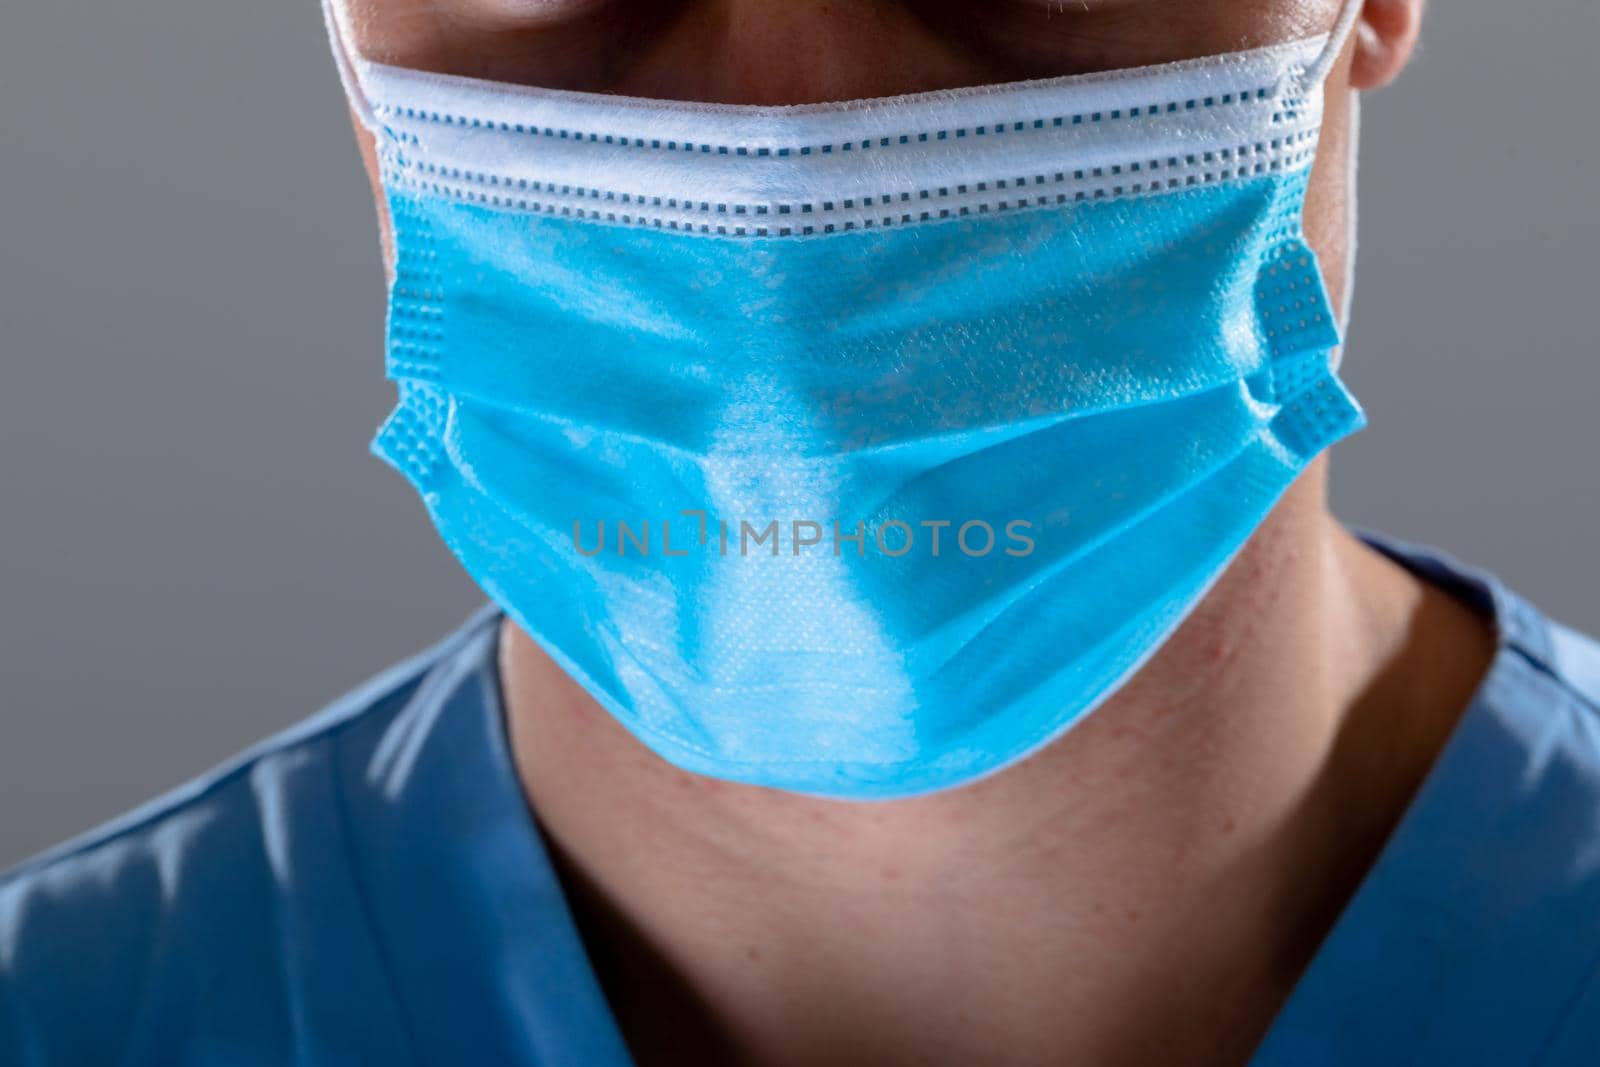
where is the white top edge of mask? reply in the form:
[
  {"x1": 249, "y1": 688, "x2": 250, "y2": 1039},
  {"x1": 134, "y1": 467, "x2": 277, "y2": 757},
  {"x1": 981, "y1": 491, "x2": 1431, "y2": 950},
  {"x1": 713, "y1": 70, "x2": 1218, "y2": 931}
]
[{"x1": 357, "y1": 36, "x2": 1329, "y2": 233}]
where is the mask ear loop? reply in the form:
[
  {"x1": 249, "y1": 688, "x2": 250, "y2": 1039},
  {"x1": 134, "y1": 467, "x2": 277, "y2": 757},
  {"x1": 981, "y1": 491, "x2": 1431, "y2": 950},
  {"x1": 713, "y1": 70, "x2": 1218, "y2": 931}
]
[
  {"x1": 1287, "y1": 0, "x2": 1364, "y2": 369},
  {"x1": 1299, "y1": 0, "x2": 1365, "y2": 91},
  {"x1": 321, "y1": 0, "x2": 382, "y2": 135},
  {"x1": 1332, "y1": 90, "x2": 1360, "y2": 369},
  {"x1": 321, "y1": 0, "x2": 397, "y2": 282}
]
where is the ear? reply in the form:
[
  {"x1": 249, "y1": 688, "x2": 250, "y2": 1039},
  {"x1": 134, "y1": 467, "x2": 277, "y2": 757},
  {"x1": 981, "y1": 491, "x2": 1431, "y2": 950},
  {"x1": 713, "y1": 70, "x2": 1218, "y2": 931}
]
[{"x1": 1348, "y1": 0, "x2": 1425, "y2": 91}]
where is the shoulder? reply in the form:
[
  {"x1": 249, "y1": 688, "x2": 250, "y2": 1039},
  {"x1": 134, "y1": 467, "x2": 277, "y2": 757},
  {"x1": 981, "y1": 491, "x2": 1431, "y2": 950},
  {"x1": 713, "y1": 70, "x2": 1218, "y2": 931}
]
[
  {"x1": 1427, "y1": 572, "x2": 1600, "y2": 1061},
  {"x1": 0, "y1": 607, "x2": 498, "y2": 1065},
  {"x1": 1546, "y1": 618, "x2": 1600, "y2": 714},
  {"x1": 1502, "y1": 617, "x2": 1600, "y2": 1061}
]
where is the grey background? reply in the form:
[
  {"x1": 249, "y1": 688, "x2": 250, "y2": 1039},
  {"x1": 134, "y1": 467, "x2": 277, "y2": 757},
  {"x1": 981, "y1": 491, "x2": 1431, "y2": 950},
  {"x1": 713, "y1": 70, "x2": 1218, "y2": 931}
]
[{"x1": 1, "y1": 1, "x2": 1596, "y2": 868}]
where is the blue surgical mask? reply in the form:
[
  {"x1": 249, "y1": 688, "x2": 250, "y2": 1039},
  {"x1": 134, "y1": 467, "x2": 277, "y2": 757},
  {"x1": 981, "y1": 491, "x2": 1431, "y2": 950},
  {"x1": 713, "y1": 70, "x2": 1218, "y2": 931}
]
[{"x1": 324, "y1": 5, "x2": 1366, "y2": 799}]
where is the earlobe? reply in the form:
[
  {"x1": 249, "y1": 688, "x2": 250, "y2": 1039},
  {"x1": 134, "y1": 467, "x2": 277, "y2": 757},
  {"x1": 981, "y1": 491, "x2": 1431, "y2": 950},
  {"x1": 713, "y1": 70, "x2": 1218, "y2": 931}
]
[{"x1": 1348, "y1": 0, "x2": 1425, "y2": 91}]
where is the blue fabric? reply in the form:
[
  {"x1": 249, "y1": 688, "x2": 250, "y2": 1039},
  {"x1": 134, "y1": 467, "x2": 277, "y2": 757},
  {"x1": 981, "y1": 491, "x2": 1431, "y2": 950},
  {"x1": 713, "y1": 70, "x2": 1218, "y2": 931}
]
[
  {"x1": 4, "y1": 531, "x2": 1600, "y2": 1064},
  {"x1": 377, "y1": 159, "x2": 1363, "y2": 799},
  {"x1": 0, "y1": 618, "x2": 632, "y2": 1067}
]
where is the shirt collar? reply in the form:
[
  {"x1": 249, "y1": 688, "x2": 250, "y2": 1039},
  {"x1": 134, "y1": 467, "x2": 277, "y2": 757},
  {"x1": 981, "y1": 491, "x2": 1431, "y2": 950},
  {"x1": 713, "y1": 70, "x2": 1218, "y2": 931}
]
[
  {"x1": 331, "y1": 604, "x2": 634, "y2": 1066},
  {"x1": 1252, "y1": 528, "x2": 1600, "y2": 1064}
]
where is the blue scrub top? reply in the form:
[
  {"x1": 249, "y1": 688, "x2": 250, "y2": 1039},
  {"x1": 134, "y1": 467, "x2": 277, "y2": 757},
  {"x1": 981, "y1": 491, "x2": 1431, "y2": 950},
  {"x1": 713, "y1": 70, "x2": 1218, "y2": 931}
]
[{"x1": 4, "y1": 531, "x2": 1600, "y2": 1065}]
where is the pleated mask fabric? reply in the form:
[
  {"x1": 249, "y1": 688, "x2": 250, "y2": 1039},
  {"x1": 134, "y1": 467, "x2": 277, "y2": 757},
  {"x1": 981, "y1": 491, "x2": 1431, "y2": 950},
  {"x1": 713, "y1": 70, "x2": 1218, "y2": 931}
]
[{"x1": 324, "y1": 5, "x2": 1367, "y2": 798}]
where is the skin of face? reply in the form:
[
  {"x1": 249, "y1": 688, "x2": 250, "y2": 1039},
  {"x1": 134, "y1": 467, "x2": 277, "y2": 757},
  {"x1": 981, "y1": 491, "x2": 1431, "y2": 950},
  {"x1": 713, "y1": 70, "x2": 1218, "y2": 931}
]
[{"x1": 332, "y1": 4, "x2": 1478, "y2": 1065}]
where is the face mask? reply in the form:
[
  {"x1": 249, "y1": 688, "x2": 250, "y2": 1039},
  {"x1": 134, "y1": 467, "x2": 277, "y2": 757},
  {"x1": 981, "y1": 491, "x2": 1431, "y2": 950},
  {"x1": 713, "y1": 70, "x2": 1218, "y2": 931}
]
[{"x1": 324, "y1": 3, "x2": 1366, "y2": 799}]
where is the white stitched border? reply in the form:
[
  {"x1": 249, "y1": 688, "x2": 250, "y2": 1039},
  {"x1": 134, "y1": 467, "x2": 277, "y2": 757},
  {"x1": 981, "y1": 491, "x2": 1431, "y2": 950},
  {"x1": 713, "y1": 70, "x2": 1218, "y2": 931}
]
[
  {"x1": 360, "y1": 36, "x2": 1326, "y2": 236},
  {"x1": 384, "y1": 138, "x2": 1319, "y2": 236}
]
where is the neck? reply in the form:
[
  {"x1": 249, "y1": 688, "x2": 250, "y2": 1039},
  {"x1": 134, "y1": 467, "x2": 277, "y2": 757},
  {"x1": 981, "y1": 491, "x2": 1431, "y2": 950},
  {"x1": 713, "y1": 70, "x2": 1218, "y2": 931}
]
[{"x1": 500, "y1": 466, "x2": 1494, "y2": 1066}]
